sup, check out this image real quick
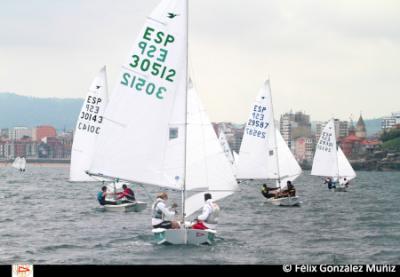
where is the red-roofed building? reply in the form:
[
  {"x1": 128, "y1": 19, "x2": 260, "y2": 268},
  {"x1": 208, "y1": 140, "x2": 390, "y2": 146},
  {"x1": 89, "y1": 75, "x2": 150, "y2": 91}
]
[
  {"x1": 33, "y1": 125, "x2": 57, "y2": 142},
  {"x1": 360, "y1": 139, "x2": 381, "y2": 153}
]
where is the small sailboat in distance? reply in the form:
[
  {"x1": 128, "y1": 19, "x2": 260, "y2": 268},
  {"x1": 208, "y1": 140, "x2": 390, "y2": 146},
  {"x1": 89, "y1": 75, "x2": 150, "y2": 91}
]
[
  {"x1": 311, "y1": 119, "x2": 356, "y2": 192},
  {"x1": 218, "y1": 129, "x2": 238, "y2": 176},
  {"x1": 237, "y1": 80, "x2": 302, "y2": 206},
  {"x1": 12, "y1": 156, "x2": 26, "y2": 172}
]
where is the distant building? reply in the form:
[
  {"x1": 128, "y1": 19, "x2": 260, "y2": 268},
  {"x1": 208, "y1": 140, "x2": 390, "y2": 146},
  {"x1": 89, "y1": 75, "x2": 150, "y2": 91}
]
[
  {"x1": 8, "y1": 127, "x2": 32, "y2": 140},
  {"x1": 355, "y1": 114, "x2": 367, "y2": 139},
  {"x1": 340, "y1": 114, "x2": 369, "y2": 158},
  {"x1": 316, "y1": 119, "x2": 349, "y2": 141},
  {"x1": 294, "y1": 136, "x2": 315, "y2": 163},
  {"x1": 213, "y1": 122, "x2": 244, "y2": 153},
  {"x1": 280, "y1": 111, "x2": 312, "y2": 151},
  {"x1": 381, "y1": 112, "x2": 400, "y2": 130},
  {"x1": 0, "y1": 128, "x2": 9, "y2": 138},
  {"x1": 33, "y1": 125, "x2": 57, "y2": 142},
  {"x1": 360, "y1": 139, "x2": 381, "y2": 154}
]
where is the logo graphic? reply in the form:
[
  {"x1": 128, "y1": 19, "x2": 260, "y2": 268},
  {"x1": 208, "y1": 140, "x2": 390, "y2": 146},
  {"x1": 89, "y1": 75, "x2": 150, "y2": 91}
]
[
  {"x1": 12, "y1": 264, "x2": 33, "y2": 277},
  {"x1": 96, "y1": 85, "x2": 101, "y2": 89},
  {"x1": 167, "y1": 12, "x2": 179, "y2": 18}
]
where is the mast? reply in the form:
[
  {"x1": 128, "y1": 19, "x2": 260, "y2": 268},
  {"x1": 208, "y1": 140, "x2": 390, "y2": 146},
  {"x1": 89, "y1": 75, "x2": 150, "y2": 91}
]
[
  {"x1": 268, "y1": 79, "x2": 282, "y2": 187},
  {"x1": 181, "y1": 0, "x2": 188, "y2": 225},
  {"x1": 333, "y1": 118, "x2": 340, "y2": 184}
]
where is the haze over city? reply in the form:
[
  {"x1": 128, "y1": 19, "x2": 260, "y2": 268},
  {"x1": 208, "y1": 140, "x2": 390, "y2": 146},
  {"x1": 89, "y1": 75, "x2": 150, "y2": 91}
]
[{"x1": 1, "y1": 0, "x2": 399, "y2": 123}]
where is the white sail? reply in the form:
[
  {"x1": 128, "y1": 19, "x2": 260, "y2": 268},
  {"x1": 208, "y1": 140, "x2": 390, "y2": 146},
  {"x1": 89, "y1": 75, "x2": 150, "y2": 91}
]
[
  {"x1": 12, "y1": 157, "x2": 25, "y2": 170},
  {"x1": 183, "y1": 84, "x2": 238, "y2": 217},
  {"x1": 185, "y1": 83, "x2": 238, "y2": 193},
  {"x1": 12, "y1": 157, "x2": 21, "y2": 169},
  {"x1": 20, "y1": 157, "x2": 26, "y2": 171},
  {"x1": 218, "y1": 130, "x2": 234, "y2": 164},
  {"x1": 275, "y1": 129, "x2": 302, "y2": 188},
  {"x1": 70, "y1": 66, "x2": 109, "y2": 181},
  {"x1": 311, "y1": 119, "x2": 339, "y2": 177},
  {"x1": 337, "y1": 147, "x2": 356, "y2": 181},
  {"x1": 184, "y1": 191, "x2": 233, "y2": 218},
  {"x1": 236, "y1": 80, "x2": 279, "y2": 179},
  {"x1": 232, "y1": 151, "x2": 239, "y2": 165},
  {"x1": 89, "y1": 0, "x2": 187, "y2": 190}
]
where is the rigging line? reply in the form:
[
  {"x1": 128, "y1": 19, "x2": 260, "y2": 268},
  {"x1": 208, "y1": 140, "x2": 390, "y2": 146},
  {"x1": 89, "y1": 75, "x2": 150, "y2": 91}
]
[{"x1": 138, "y1": 184, "x2": 154, "y2": 202}]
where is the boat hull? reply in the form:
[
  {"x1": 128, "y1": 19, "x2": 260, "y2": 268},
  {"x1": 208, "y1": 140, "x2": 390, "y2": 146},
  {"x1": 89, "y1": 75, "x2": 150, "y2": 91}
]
[
  {"x1": 152, "y1": 228, "x2": 216, "y2": 245},
  {"x1": 103, "y1": 201, "x2": 147, "y2": 212},
  {"x1": 267, "y1": 196, "x2": 300, "y2": 207}
]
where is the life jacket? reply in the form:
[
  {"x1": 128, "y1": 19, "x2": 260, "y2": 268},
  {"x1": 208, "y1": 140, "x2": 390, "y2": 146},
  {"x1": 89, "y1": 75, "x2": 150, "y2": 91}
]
[
  {"x1": 205, "y1": 201, "x2": 220, "y2": 225},
  {"x1": 97, "y1": 191, "x2": 105, "y2": 204},
  {"x1": 125, "y1": 188, "x2": 135, "y2": 200},
  {"x1": 152, "y1": 198, "x2": 164, "y2": 220}
]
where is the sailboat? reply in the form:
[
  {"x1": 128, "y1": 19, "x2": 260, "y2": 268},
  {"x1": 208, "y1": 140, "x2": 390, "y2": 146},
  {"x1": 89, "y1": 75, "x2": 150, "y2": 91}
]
[
  {"x1": 12, "y1": 156, "x2": 26, "y2": 172},
  {"x1": 237, "y1": 80, "x2": 302, "y2": 206},
  {"x1": 87, "y1": 0, "x2": 238, "y2": 245},
  {"x1": 218, "y1": 129, "x2": 238, "y2": 176},
  {"x1": 218, "y1": 130, "x2": 235, "y2": 165},
  {"x1": 311, "y1": 119, "x2": 356, "y2": 192},
  {"x1": 69, "y1": 66, "x2": 147, "y2": 212}
]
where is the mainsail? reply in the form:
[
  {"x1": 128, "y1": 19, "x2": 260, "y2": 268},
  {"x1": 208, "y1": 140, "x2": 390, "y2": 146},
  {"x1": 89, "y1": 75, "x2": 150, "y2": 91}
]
[
  {"x1": 70, "y1": 66, "x2": 109, "y2": 181},
  {"x1": 237, "y1": 80, "x2": 301, "y2": 187}
]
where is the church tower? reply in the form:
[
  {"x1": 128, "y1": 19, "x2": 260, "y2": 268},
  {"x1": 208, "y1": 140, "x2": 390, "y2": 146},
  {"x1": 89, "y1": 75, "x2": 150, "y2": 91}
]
[{"x1": 355, "y1": 114, "x2": 366, "y2": 139}]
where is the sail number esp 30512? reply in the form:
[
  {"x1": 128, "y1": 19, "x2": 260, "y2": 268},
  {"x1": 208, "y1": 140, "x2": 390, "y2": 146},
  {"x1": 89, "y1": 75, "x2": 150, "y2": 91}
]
[{"x1": 121, "y1": 26, "x2": 177, "y2": 100}]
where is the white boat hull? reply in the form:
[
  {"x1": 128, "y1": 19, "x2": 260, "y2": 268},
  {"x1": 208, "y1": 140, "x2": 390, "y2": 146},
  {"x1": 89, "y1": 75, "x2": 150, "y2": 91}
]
[
  {"x1": 267, "y1": 196, "x2": 300, "y2": 207},
  {"x1": 152, "y1": 228, "x2": 216, "y2": 245},
  {"x1": 103, "y1": 201, "x2": 147, "y2": 212}
]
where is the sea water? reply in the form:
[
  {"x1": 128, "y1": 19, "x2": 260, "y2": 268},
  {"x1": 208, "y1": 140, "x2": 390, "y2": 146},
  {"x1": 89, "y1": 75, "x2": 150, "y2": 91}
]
[{"x1": 0, "y1": 166, "x2": 399, "y2": 264}]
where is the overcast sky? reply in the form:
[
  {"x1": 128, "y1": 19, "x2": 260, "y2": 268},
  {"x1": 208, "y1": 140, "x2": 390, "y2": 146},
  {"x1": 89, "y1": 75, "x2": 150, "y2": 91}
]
[{"x1": 1, "y1": 0, "x2": 399, "y2": 123}]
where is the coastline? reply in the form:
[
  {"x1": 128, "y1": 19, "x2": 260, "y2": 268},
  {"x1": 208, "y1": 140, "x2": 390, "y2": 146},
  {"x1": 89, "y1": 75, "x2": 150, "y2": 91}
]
[{"x1": 0, "y1": 159, "x2": 70, "y2": 168}]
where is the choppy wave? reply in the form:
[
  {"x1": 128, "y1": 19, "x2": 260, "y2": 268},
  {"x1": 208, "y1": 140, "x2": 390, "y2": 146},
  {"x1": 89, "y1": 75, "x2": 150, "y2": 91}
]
[{"x1": 0, "y1": 167, "x2": 399, "y2": 264}]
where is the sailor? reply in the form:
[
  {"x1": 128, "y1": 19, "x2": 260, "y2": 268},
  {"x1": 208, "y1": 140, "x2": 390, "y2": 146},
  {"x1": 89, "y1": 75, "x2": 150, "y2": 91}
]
[
  {"x1": 324, "y1": 177, "x2": 334, "y2": 190},
  {"x1": 191, "y1": 193, "x2": 220, "y2": 230},
  {"x1": 279, "y1": 181, "x2": 296, "y2": 197},
  {"x1": 343, "y1": 178, "x2": 350, "y2": 188},
  {"x1": 97, "y1": 186, "x2": 117, "y2": 206},
  {"x1": 151, "y1": 192, "x2": 180, "y2": 229},
  {"x1": 261, "y1": 184, "x2": 280, "y2": 199},
  {"x1": 116, "y1": 184, "x2": 136, "y2": 202}
]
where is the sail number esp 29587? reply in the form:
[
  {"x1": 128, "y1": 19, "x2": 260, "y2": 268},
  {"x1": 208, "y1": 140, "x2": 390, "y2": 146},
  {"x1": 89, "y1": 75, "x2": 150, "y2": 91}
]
[{"x1": 245, "y1": 104, "x2": 269, "y2": 139}]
